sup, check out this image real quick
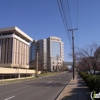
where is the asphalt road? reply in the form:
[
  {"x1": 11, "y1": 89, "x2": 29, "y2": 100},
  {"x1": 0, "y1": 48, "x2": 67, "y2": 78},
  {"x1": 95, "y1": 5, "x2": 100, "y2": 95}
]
[{"x1": 0, "y1": 72, "x2": 72, "y2": 100}]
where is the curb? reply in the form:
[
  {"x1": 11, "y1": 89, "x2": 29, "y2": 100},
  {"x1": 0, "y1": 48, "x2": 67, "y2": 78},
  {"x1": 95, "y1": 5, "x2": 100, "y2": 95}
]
[
  {"x1": 55, "y1": 76, "x2": 73, "y2": 100},
  {"x1": 55, "y1": 73, "x2": 77, "y2": 100}
]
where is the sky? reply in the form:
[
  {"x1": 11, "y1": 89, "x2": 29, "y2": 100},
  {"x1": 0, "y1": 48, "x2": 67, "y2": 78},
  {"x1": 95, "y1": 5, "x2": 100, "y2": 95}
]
[{"x1": 0, "y1": 0, "x2": 100, "y2": 62}]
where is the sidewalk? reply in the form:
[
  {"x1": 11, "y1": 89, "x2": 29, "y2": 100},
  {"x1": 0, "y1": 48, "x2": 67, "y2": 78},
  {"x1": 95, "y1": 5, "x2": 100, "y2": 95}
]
[{"x1": 56, "y1": 73, "x2": 91, "y2": 100}]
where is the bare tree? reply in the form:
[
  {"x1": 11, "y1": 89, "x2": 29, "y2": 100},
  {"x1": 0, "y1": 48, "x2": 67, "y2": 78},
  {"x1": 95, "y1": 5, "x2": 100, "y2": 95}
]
[{"x1": 75, "y1": 42, "x2": 100, "y2": 75}]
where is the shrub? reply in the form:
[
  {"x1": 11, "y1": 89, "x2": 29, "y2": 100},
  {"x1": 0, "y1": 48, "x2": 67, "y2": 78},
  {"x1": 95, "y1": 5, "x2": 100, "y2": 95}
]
[{"x1": 79, "y1": 71, "x2": 100, "y2": 92}]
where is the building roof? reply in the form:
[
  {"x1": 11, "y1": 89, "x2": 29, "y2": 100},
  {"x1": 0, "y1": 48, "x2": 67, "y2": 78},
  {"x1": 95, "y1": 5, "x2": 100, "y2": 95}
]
[
  {"x1": 0, "y1": 26, "x2": 33, "y2": 42},
  {"x1": 49, "y1": 36, "x2": 61, "y2": 39}
]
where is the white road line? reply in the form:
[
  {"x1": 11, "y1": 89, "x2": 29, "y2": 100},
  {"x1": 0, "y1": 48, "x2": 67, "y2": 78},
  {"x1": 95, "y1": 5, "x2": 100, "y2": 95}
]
[
  {"x1": 47, "y1": 81, "x2": 52, "y2": 84},
  {"x1": 4, "y1": 96, "x2": 15, "y2": 100}
]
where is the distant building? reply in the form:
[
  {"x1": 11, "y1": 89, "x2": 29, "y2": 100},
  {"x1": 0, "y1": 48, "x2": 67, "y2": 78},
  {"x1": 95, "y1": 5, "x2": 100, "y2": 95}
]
[
  {"x1": 0, "y1": 26, "x2": 35, "y2": 79},
  {"x1": 30, "y1": 36, "x2": 64, "y2": 71}
]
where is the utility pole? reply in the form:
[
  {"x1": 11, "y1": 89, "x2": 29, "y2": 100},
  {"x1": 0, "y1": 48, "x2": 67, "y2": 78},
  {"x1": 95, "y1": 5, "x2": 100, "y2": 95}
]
[
  {"x1": 68, "y1": 28, "x2": 78, "y2": 79},
  {"x1": 36, "y1": 52, "x2": 38, "y2": 78}
]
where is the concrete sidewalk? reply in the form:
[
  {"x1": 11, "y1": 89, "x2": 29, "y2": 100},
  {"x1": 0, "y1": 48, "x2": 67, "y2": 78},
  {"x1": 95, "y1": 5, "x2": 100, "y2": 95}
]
[{"x1": 56, "y1": 73, "x2": 91, "y2": 100}]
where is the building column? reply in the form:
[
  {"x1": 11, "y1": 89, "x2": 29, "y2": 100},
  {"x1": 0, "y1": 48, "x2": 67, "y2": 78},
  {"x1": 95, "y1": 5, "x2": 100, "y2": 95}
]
[{"x1": 12, "y1": 33, "x2": 15, "y2": 65}]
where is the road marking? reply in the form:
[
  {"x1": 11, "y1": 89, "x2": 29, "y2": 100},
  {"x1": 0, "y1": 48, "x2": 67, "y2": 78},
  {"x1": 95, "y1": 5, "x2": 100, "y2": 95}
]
[
  {"x1": 4, "y1": 96, "x2": 15, "y2": 100},
  {"x1": 47, "y1": 81, "x2": 52, "y2": 84}
]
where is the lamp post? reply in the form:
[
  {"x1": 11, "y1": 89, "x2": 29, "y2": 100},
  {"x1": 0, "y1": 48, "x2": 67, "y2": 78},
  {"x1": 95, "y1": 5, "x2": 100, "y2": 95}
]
[
  {"x1": 26, "y1": 63, "x2": 28, "y2": 78},
  {"x1": 56, "y1": 55, "x2": 59, "y2": 71},
  {"x1": 26, "y1": 68, "x2": 27, "y2": 78},
  {"x1": 18, "y1": 64, "x2": 20, "y2": 78},
  {"x1": 36, "y1": 52, "x2": 38, "y2": 78}
]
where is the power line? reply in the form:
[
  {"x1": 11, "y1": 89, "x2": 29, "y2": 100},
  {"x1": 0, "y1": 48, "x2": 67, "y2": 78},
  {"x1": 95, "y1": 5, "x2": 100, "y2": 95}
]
[
  {"x1": 60, "y1": 0, "x2": 72, "y2": 45},
  {"x1": 76, "y1": 0, "x2": 79, "y2": 47},
  {"x1": 57, "y1": 0, "x2": 71, "y2": 46},
  {"x1": 77, "y1": 0, "x2": 78, "y2": 28},
  {"x1": 60, "y1": 0, "x2": 72, "y2": 29},
  {"x1": 67, "y1": 0, "x2": 73, "y2": 29},
  {"x1": 61, "y1": 0, "x2": 72, "y2": 44},
  {"x1": 57, "y1": 0, "x2": 79, "y2": 48}
]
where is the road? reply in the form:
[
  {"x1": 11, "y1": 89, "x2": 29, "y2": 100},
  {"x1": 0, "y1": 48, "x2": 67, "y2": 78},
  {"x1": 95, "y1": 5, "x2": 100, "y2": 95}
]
[{"x1": 0, "y1": 72, "x2": 72, "y2": 100}]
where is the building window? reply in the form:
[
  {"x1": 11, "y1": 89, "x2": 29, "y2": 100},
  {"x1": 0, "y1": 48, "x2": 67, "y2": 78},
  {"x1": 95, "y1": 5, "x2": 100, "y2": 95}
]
[
  {"x1": 51, "y1": 41, "x2": 61, "y2": 58},
  {"x1": 31, "y1": 44, "x2": 36, "y2": 60},
  {"x1": 2, "y1": 32, "x2": 13, "y2": 36}
]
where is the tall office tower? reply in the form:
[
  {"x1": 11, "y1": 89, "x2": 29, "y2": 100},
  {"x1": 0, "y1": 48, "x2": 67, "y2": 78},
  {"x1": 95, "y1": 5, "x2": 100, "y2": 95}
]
[{"x1": 30, "y1": 36, "x2": 64, "y2": 71}]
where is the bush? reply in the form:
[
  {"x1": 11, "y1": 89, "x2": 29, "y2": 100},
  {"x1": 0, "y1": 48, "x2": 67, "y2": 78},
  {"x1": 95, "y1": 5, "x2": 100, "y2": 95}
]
[{"x1": 79, "y1": 71, "x2": 100, "y2": 92}]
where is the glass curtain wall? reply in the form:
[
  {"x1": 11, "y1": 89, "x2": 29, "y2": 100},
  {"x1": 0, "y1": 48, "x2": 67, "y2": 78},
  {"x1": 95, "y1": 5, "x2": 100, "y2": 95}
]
[
  {"x1": 31, "y1": 44, "x2": 36, "y2": 60},
  {"x1": 51, "y1": 41, "x2": 61, "y2": 57}
]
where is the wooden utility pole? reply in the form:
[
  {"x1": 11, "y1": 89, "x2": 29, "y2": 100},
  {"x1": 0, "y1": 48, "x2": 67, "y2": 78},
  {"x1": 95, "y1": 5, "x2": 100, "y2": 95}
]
[{"x1": 68, "y1": 28, "x2": 78, "y2": 79}]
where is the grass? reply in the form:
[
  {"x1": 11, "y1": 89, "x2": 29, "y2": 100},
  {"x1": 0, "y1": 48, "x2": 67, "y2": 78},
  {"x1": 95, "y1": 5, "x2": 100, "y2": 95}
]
[{"x1": 39, "y1": 71, "x2": 64, "y2": 77}]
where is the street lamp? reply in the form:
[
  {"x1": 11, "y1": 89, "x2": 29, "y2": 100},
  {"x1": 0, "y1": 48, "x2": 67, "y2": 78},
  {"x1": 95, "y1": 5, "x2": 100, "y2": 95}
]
[
  {"x1": 26, "y1": 63, "x2": 29, "y2": 78},
  {"x1": 56, "y1": 54, "x2": 59, "y2": 71},
  {"x1": 36, "y1": 52, "x2": 38, "y2": 78},
  {"x1": 18, "y1": 64, "x2": 20, "y2": 78}
]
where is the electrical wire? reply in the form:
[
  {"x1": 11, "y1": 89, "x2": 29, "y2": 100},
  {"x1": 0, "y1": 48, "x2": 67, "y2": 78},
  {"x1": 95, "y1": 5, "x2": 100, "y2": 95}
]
[
  {"x1": 60, "y1": 0, "x2": 71, "y2": 30},
  {"x1": 67, "y1": 0, "x2": 73, "y2": 29},
  {"x1": 60, "y1": 0, "x2": 72, "y2": 45},
  {"x1": 76, "y1": 0, "x2": 79, "y2": 47},
  {"x1": 57, "y1": 0, "x2": 79, "y2": 48},
  {"x1": 77, "y1": 0, "x2": 78, "y2": 28},
  {"x1": 57, "y1": 0, "x2": 71, "y2": 46}
]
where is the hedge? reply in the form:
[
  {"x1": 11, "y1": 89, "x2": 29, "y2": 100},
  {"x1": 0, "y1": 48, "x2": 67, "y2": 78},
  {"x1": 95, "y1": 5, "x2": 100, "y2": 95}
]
[{"x1": 79, "y1": 71, "x2": 100, "y2": 92}]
